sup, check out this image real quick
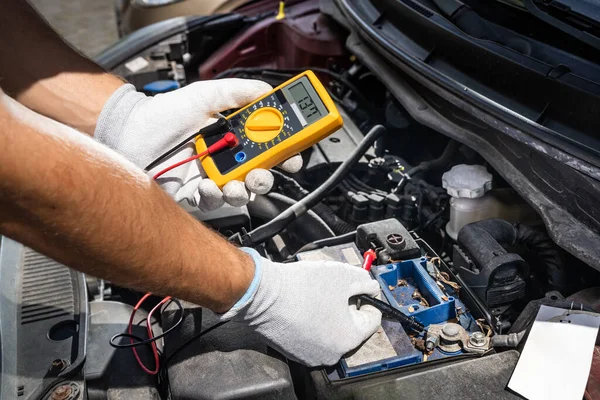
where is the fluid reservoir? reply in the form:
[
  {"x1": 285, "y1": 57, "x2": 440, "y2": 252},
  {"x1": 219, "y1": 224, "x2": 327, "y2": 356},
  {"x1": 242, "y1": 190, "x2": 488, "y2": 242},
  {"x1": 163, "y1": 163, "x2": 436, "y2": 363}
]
[{"x1": 442, "y1": 164, "x2": 536, "y2": 240}]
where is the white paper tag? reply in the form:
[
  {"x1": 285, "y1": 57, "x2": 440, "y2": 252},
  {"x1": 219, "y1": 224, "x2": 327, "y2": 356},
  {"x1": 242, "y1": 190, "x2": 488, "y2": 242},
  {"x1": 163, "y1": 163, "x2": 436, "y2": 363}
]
[
  {"x1": 508, "y1": 305, "x2": 600, "y2": 400},
  {"x1": 125, "y1": 57, "x2": 150, "y2": 73}
]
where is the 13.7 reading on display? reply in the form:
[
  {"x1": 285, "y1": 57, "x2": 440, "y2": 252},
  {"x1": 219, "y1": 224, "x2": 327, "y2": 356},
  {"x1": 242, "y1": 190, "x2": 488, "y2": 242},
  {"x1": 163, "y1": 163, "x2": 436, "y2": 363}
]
[{"x1": 288, "y1": 81, "x2": 323, "y2": 125}]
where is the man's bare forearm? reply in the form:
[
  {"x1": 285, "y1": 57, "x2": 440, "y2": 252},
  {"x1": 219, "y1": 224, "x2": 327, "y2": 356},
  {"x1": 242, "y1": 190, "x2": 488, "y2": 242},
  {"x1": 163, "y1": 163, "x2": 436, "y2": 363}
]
[
  {"x1": 0, "y1": 0, "x2": 123, "y2": 135},
  {"x1": 0, "y1": 93, "x2": 254, "y2": 312}
]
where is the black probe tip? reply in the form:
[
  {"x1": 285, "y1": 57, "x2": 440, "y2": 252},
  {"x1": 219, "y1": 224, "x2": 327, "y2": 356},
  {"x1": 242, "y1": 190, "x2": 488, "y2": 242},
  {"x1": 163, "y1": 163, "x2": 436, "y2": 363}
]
[{"x1": 356, "y1": 294, "x2": 426, "y2": 333}]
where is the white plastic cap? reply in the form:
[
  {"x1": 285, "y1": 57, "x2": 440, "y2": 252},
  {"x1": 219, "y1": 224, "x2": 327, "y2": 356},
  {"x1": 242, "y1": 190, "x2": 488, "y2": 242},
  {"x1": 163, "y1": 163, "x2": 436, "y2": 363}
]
[{"x1": 442, "y1": 164, "x2": 492, "y2": 199}]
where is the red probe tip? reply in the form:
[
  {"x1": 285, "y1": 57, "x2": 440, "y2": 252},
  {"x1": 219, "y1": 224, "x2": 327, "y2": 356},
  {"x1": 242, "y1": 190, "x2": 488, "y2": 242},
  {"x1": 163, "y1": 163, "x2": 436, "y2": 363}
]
[{"x1": 362, "y1": 249, "x2": 377, "y2": 272}]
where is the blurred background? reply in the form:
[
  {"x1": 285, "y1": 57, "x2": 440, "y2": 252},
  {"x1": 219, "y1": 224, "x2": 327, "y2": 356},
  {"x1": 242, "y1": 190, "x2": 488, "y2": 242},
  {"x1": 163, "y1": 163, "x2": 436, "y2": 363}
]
[{"x1": 29, "y1": 0, "x2": 118, "y2": 56}]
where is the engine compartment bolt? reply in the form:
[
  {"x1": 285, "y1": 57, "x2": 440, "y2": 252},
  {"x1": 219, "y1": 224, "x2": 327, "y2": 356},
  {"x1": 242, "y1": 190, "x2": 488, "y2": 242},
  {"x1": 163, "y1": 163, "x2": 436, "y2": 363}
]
[
  {"x1": 469, "y1": 331, "x2": 487, "y2": 347},
  {"x1": 50, "y1": 359, "x2": 69, "y2": 372},
  {"x1": 425, "y1": 334, "x2": 440, "y2": 352},
  {"x1": 51, "y1": 385, "x2": 72, "y2": 400}
]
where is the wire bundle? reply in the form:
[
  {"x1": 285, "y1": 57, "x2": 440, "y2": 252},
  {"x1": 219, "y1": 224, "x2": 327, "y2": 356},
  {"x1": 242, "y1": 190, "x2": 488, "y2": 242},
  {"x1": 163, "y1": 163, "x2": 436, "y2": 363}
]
[
  {"x1": 109, "y1": 294, "x2": 229, "y2": 376},
  {"x1": 109, "y1": 294, "x2": 185, "y2": 374}
]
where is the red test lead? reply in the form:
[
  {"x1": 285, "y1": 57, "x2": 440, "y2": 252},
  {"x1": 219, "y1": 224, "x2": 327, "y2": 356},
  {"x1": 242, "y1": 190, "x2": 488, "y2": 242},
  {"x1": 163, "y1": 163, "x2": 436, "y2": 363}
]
[{"x1": 152, "y1": 132, "x2": 239, "y2": 180}]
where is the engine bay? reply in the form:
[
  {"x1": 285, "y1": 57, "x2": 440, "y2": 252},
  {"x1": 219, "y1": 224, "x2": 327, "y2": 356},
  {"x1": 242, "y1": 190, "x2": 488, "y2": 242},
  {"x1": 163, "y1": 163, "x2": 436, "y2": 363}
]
[{"x1": 5, "y1": 1, "x2": 600, "y2": 399}]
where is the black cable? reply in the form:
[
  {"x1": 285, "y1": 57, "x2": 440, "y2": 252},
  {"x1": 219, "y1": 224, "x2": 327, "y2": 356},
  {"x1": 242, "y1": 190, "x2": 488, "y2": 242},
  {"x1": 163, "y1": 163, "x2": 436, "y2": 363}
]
[
  {"x1": 232, "y1": 125, "x2": 385, "y2": 246},
  {"x1": 163, "y1": 321, "x2": 229, "y2": 366},
  {"x1": 113, "y1": 333, "x2": 158, "y2": 355},
  {"x1": 514, "y1": 224, "x2": 567, "y2": 291},
  {"x1": 291, "y1": 231, "x2": 357, "y2": 257},
  {"x1": 356, "y1": 295, "x2": 426, "y2": 332},
  {"x1": 109, "y1": 299, "x2": 185, "y2": 349},
  {"x1": 144, "y1": 118, "x2": 230, "y2": 171},
  {"x1": 347, "y1": 174, "x2": 387, "y2": 196},
  {"x1": 266, "y1": 192, "x2": 335, "y2": 237},
  {"x1": 393, "y1": 140, "x2": 459, "y2": 194},
  {"x1": 272, "y1": 170, "x2": 356, "y2": 235},
  {"x1": 340, "y1": 178, "x2": 368, "y2": 196},
  {"x1": 419, "y1": 202, "x2": 448, "y2": 231}
]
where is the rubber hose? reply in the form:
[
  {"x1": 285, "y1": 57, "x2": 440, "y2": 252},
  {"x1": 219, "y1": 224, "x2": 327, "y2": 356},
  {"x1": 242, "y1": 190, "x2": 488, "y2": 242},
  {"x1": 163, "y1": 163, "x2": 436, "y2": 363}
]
[
  {"x1": 491, "y1": 331, "x2": 526, "y2": 348},
  {"x1": 396, "y1": 140, "x2": 459, "y2": 193},
  {"x1": 247, "y1": 194, "x2": 333, "y2": 242},
  {"x1": 457, "y1": 219, "x2": 518, "y2": 269},
  {"x1": 514, "y1": 224, "x2": 567, "y2": 292},
  {"x1": 265, "y1": 193, "x2": 335, "y2": 237},
  {"x1": 273, "y1": 171, "x2": 356, "y2": 235},
  {"x1": 458, "y1": 219, "x2": 567, "y2": 292},
  {"x1": 292, "y1": 231, "x2": 357, "y2": 256}
]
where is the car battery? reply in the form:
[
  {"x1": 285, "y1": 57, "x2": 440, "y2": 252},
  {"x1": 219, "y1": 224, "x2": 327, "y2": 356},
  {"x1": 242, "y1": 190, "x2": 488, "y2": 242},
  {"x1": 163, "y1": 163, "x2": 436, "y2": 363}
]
[{"x1": 296, "y1": 230, "x2": 492, "y2": 387}]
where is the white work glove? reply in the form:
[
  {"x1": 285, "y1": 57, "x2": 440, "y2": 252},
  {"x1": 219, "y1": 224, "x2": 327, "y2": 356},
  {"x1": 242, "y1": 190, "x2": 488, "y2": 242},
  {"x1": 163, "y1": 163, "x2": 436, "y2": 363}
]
[
  {"x1": 220, "y1": 248, "x2": 382, "y2": 367},
  {"x1": 95, "y1": 79, "x2": 303, "y2": 211}
]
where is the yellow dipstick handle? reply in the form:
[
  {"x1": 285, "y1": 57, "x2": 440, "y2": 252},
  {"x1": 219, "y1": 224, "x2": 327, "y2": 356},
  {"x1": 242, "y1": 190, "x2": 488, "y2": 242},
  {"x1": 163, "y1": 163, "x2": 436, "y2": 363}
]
[{"x1": 276, "y1": 1, "x2": 286, "y2": 20}]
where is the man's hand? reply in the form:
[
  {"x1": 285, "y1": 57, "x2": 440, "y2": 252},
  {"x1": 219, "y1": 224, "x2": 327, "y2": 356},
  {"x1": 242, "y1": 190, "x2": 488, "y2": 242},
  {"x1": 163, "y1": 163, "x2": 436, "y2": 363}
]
[
  {"x1": 95, "y1": 80, "x2": 303, "y2": 211},
  {"x1": 0, "y1": 90, "x2": 255, "y2": 312},
  {"x1": 219, "y1": 248, "x2": 383, "y2": 367}
]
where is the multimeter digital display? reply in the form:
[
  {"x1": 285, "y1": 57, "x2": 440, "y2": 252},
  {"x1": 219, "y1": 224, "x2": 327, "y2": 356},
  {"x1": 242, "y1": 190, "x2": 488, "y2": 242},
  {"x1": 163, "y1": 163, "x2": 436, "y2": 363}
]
[
  {"x1": 287, "y1": 81, "x2": 323, "y2": 124},
  {"x1": 196, "y1": 71, "x2": 343, "y2": 187}
]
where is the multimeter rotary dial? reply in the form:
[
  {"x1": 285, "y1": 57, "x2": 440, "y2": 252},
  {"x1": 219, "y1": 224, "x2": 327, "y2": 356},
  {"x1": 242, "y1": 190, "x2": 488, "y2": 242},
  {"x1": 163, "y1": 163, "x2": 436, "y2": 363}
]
[{"x1": 244, "y1": 107, "x2": 284, "y2": 143}]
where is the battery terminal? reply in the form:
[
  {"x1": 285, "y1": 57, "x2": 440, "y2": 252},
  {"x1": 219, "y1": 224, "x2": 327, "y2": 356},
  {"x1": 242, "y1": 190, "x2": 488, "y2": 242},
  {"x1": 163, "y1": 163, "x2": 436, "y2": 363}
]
[{"x1": 412, "y1": 289, "x2": 430, "y2": 308}]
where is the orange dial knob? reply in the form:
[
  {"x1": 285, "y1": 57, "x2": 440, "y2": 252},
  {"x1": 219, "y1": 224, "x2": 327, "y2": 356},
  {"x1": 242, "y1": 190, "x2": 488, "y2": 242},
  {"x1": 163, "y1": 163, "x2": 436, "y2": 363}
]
[{"x1": 244, "y1": 107, "x2": 284, "y2": 143}]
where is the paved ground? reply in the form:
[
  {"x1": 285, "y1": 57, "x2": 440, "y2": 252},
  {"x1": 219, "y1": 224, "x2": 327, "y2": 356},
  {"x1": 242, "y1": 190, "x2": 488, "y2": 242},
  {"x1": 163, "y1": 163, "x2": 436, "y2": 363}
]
[{"x1": 29, "y1": 0, "x2": 118, "y2": 57}]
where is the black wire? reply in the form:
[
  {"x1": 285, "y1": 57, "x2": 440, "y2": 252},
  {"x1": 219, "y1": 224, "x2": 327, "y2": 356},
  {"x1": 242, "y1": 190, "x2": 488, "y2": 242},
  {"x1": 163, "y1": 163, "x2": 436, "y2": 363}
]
[
  {"x1": 338, "y1": 180, "x2": 358, "y2": 200},
  {"x1": 291, "y1": 231, "x2": 357, "y2": 258},
  {"x1": 419, "y1": 202, "x2": 448, "y2": 231},
  {"x1": 233, "y1": 125, "x2": 385, "y2": 246},
  {"x1": 163, "y1": 321, "x2": 230, "y2": 366},
  {"x1": 393, "y1": 140, "x2": 459, "y2": 194},
  {"x1": 143, "y1": 132, "x2": 202, "y2": 171},
  {"x1": 115, "y1": 332, "x2": 157, "y2": 354},
  {"x1": 143, "y1": 117, "x2": 230, "y2": 171},
  {"x1": 109, "y1": 299, "x2": 185, "y2": 349},
  {"x1": 347, "y1": 174, "x2": 387, "y2": 196},
  {"x1": 341, "y1": 178, "x2": 366, "y2": 196}
]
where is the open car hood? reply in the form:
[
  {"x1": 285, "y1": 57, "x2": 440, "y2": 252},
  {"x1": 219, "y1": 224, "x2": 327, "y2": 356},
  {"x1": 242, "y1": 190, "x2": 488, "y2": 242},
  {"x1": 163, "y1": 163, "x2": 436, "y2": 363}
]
[{"x1": 325, "y1": 0, "x2": 600, "y2": 271}]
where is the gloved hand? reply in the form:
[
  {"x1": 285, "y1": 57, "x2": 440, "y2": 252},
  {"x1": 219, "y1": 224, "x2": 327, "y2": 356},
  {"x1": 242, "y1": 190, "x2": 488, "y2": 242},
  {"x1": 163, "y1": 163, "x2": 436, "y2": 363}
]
[
  {"x1": 95, "y1": 79, "x2": 303, "y2": 211},
  {"x1": 220, "y1": 248, "x2": 382, "y2": 367}
]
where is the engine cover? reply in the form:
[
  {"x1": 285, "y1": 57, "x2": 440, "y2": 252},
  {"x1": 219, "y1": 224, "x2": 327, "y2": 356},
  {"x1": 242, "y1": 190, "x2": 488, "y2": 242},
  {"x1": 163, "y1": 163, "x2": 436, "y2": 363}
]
[{"x1": 161, "y1": 302, "x2": 295, "y2": 400}]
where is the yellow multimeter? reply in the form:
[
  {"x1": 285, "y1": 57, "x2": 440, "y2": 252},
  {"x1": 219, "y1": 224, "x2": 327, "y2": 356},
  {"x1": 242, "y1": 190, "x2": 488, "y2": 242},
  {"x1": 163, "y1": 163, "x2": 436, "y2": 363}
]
[{"x1": 195, "y1": 70, "x2": 343, "y2": 187}]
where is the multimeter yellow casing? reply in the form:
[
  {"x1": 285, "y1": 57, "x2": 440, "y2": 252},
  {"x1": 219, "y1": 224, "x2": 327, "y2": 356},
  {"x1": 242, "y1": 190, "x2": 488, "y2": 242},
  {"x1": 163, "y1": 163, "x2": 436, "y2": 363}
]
[{"x1": 195, "y1": 70, "x2": 343, "y2": 187}]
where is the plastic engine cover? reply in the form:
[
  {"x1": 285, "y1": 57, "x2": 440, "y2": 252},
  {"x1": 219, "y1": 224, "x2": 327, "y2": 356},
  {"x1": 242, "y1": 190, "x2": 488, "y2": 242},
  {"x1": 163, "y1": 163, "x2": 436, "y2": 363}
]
[{"x1": 161, "y1": 302, "x2": 295, "y2": 400}]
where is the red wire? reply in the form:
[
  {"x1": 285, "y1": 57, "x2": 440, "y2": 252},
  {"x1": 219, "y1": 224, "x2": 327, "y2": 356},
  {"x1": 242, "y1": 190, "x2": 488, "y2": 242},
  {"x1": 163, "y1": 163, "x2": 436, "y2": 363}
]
[
  {"x1": 128, "y1": 293, "x2": 171, "y2": 375},
  {"x1": 128, "y1": 293, "x2": 156, "y2": 374},
  {"x1": 145, "y1": 296, "x2": 172, "y2": 373},
  {"x1": 152, "y1": 150, "x2": 208, "y2": 180}
]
